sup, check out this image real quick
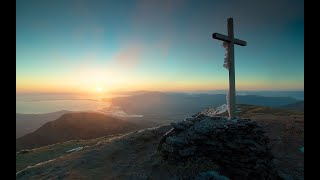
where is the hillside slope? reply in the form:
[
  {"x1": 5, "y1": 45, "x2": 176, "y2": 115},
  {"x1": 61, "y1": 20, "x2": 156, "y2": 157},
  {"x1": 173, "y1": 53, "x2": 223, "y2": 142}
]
[
  {"x1": 16, "y1": 110, "x2": 71, "y2": 138},
  {"x1": 16, "y1": 112, "x2": 148, "y2": 151},
  {"x1": 111, "y1": 92, "x2": 300, "y2": 121},
  {"x1": 279, "y1": 101, "x2": 304, "y2": 111},
  {"x1": 16, "y1": 105, "x2": 304, "y2": 179}
]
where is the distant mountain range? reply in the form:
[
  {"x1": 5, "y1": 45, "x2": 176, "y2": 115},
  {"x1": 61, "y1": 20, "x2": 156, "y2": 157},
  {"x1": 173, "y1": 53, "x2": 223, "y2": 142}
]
[
  {"x1": 111, "y1": 92, "x2": 301, "y2": 121},
  {"x1": 114, "y1": 90, "x2": 304, "y2": 100},
  {"x1": 279, "y1": 101, "x2": 304, "y2": 111},
  {"x1": 191, "y1": 90, "x2": 303, "y2": 100},
  {"x1": 16, "y1": 91, "x2": 302, "y2": 150},
  {"x1": 16, "y1": 112, "x2": 148, "y2": 152}
]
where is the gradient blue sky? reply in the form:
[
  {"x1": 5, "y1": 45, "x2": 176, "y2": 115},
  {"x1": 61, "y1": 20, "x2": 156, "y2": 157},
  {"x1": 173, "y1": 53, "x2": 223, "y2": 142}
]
[{"x1": 16, "y1": 0, "x2": 304, "y2": 93}]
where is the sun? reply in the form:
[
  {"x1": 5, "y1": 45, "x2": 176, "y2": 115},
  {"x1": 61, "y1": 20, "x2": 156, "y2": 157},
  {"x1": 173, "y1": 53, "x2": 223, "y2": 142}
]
[{"x1": 96, "y1": 87, "x2": 103, "y2": 93}]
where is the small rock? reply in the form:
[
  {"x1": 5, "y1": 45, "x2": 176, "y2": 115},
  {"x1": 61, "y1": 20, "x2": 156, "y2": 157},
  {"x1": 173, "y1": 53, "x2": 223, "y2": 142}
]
[
  {"x1": 171, "y1": 122, "x2": 185, "y2": 130},
  {"x1": 166, "y1": 136, "x2": 188, "y2": 146},
  {"x1": 277, "y1": 171, "x2": 294, "y2": 180},
  {"x1": 179, "y1": 146, "x2": 196, "y2": 157},
  {"x1": 171, "y1": 120, "x2": 194, "y2": 130},
  {"x1": 161, "y1": 143, "x2": 175, "y2": 153},
  {"x1": 195, "y1": 171, "x2": 230, "y2": 180}
]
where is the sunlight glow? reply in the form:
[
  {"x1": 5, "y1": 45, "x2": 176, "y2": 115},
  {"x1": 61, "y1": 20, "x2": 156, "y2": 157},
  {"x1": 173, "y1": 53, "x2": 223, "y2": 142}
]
[{"x1": 96, "y1": 87, "x2": 103, "y2": 93}]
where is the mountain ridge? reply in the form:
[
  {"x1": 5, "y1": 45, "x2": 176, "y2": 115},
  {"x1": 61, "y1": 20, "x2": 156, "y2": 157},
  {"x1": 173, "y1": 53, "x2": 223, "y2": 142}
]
[
  {"x1": 279, "y1": 101, "x2": 304, "y2": 111},
  {"x1": 16, "y1": 104, "x2": 304, "y2": 179},
  {"x1": 16, "y1": 112, "x2": 150, "y2": 152}
]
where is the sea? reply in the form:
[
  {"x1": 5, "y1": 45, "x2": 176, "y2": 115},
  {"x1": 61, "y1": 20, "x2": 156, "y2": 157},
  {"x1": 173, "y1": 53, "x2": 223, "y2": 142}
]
[
  {"x1": 16, "y1": 93, "x2": 143, "y2": 117},
  {"x1": 16, "y1": 93, "x2": 112, "y2": 114}
]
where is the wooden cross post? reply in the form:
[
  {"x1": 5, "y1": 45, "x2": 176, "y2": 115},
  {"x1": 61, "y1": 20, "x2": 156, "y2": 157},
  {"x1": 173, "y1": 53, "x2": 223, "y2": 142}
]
[{"x1": 212, "y1": 18, "x2": 247, "y2": 120}]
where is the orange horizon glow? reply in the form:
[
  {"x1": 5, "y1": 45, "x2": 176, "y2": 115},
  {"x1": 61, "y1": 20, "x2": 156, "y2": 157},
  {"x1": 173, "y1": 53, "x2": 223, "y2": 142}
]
[
  {"x1": 16, "y1": 80, "x2": 304, "y2": 95},
  {"x1": 16, "y1": 65, "x2": 304, "y2": 94}
]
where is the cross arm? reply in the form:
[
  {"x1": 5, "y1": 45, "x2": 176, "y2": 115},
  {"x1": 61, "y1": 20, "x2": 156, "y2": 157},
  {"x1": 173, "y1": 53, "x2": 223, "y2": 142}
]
[{"x1": 212, "y1": 33, "x2": 247, "y2": 46}]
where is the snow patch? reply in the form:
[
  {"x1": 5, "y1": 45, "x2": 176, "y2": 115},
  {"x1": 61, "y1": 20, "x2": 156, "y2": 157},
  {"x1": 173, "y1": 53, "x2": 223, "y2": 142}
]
[
  {"x1": 200, "y1": 104, "x2": 229, "y2": 117},
  {"x1": 16, "y1": 159, "x2": 56, "y2": 176},
  {"x1": 66, "y1": 147, "x2": 83, "y2": 153},
  {"x1": 199, "y1": 104, "x2": 241, "y2": 118}
]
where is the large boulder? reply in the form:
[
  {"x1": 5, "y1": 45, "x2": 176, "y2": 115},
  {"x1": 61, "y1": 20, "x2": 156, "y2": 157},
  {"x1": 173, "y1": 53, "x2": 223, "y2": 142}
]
[{"x1": 158, "y1": 114, "x2": 278, "y2": 180}]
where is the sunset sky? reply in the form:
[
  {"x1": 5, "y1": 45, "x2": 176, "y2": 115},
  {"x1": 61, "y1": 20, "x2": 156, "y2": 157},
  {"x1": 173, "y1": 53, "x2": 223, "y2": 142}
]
[{"x1": 16, "y1": 0, "x2": 304, "y2": 94}]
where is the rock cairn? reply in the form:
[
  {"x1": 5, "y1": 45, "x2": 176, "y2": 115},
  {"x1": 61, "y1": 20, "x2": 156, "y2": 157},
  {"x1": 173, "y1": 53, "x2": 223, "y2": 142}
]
[{"x1": 158, "y1": 114, "x2": 278, "y2": 179}]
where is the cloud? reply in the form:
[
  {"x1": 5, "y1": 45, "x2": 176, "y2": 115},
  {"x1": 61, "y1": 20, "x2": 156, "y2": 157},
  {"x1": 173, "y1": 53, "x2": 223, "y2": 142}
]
[{"x1": 111, "y1": 41, "x2": 143, "y2": 69}]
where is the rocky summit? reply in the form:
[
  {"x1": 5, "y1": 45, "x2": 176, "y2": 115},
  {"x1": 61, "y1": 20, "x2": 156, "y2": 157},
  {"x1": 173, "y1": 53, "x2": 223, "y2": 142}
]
[{"x1": 158, "y1": 114, "x2": 279, "y2": 180}]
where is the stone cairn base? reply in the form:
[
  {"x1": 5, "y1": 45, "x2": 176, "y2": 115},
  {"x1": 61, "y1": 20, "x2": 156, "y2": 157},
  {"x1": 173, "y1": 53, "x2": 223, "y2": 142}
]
[{"x1": 158, "y1": 114, "x2": 279, "y2": 180}]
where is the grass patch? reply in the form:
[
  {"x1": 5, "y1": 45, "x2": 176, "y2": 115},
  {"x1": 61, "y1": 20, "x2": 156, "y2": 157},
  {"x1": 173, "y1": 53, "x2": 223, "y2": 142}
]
[
  {"x1": 160, "y1": 156, "x2": 220, "y2": 178},
  {"x1": 16, "y1": 135, "x2": 115, "y2": 172},
  {"x1": 237, "y1": 104, "x2": 304, "y2": 117}
]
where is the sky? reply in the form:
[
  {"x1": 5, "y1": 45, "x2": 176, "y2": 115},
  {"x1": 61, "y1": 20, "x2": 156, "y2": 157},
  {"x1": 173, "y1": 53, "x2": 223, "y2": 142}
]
[{"x1": 16, "y1": 0, "x2": 304, "y2": 94}]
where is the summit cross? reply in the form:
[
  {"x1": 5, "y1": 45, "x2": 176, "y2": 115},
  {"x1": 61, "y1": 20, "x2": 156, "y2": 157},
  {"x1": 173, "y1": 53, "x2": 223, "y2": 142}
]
[{"x1": 212, "y1": 18, "x2": 247, "y2": 119}]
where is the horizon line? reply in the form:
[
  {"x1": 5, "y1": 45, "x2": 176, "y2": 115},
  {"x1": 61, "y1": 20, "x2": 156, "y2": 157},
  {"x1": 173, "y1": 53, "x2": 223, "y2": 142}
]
[{"x1": 16, "y1": 89, "x2": 304, "y2": 95}]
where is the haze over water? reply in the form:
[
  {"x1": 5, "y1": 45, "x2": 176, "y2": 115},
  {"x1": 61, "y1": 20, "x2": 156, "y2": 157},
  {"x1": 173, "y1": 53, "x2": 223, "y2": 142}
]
[{"x1": 16, "y1": 93, "x2": 112, "y2": 114}]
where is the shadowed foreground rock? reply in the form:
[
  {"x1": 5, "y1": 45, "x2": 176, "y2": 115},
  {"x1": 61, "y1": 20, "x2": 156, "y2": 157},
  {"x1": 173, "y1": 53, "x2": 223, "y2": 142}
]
[{"x1": 158, "y1": 114, "x2": 278, "y2": 180}]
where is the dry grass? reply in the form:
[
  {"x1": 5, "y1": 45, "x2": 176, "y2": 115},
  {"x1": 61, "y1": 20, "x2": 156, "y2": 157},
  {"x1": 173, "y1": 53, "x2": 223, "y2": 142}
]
[
  {"x1": 16, "y1": 135, "x2": 119, "y2": 172},
  {"x1": 16, "y1": 105, "x2": 304, "y2": 179}
]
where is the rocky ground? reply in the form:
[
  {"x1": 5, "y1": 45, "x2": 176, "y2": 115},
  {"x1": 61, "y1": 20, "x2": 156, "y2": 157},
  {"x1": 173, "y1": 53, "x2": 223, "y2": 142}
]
[
  {"x1": 158, "y1": 115, "x2": 278, "y2": 179},
  {"x1": 239, "y1": 105, "x2": 304, "y2": 180},
  {"x1": 16, "y1": 104, "x2": 304, "y2": 180}
]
